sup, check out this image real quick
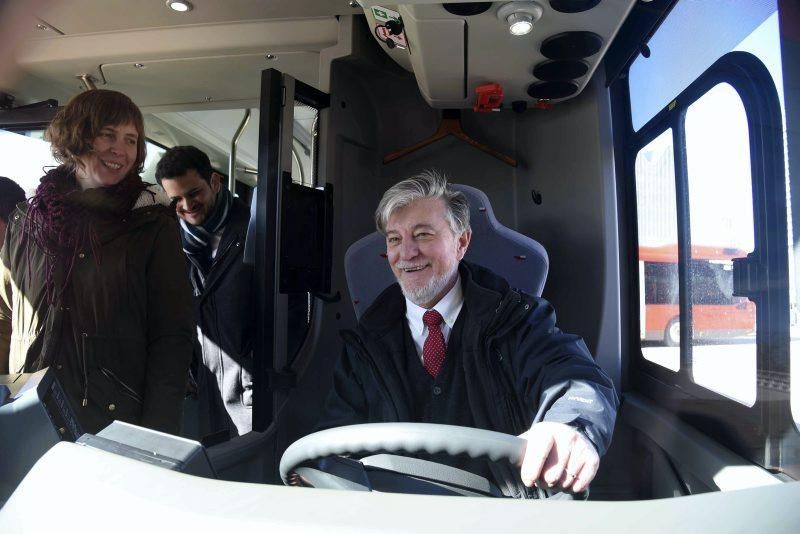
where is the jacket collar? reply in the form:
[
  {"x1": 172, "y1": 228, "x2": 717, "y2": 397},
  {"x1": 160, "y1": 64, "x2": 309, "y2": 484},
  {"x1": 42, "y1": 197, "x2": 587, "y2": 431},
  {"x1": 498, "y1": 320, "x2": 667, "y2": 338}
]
[
  {"x1": 359, "y1": 261, "x2": 512, "y2": 338},
  {"x1": 90, "y1": 186, "x2": 174, "y2": 242}
]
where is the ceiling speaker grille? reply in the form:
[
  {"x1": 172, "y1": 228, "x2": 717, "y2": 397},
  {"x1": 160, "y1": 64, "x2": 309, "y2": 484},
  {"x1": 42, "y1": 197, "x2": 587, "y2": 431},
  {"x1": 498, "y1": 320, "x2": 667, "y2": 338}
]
[
  {"x1": 527, "y1": 81, "x2": 579, "y2": 99},
  {"x1": 541, "y1": 31, "x2": 603, "y2": 59},
  {"x1": 549, "y1": 0, "x2": 602, "y2": 14},
  {"x1": 533, "y1": 59, "x2": 589, "y2": 81}
]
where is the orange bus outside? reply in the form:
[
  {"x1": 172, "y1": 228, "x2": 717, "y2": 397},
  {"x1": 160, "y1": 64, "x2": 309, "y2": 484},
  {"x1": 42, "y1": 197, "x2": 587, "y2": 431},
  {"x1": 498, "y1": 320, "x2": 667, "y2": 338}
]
[{"x1": 639, "y1": 244, "x2": 756, "y2": 346}]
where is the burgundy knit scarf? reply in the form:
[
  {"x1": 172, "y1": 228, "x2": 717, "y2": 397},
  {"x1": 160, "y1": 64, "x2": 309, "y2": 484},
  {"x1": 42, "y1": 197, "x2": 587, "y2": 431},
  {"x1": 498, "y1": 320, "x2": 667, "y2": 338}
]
[{"x1": 23, "y1": 165, "x2": 147, "y2": 304}]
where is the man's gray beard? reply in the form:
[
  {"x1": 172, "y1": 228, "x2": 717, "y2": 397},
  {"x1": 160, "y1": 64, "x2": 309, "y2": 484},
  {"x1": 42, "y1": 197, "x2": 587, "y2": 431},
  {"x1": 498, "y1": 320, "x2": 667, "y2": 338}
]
[{"x1": 398, "y1": 264, "x2": 458, "y2": 308}]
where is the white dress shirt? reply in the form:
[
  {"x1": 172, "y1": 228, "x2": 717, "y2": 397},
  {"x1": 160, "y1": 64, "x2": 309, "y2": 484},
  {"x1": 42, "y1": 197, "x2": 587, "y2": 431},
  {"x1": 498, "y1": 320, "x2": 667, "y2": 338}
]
[
  {"x1": 405, "y1": 275, "x2": 464, "y2": 364},
  {"x1": 210, "y1": 228, "x2": 225, "y2": 259}
]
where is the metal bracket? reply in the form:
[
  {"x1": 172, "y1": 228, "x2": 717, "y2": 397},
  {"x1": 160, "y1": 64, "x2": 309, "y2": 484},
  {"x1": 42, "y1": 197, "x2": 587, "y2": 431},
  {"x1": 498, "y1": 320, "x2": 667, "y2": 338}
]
[
  {"x1": 0, "y1": 98, "x2": 59, "y2": 127},
  {"x1": 732, "y1": 252, "x2": 763, "y2": 298},
  {"x1": 0, "y1": 92, "x2": 14, "y2": 110}
]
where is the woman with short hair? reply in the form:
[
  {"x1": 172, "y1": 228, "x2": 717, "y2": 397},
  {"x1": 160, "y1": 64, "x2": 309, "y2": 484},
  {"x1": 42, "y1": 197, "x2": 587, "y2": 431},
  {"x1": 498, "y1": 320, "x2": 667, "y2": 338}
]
[{"x1": 0, "y1": 89, "x2": 194, "y2": 434}]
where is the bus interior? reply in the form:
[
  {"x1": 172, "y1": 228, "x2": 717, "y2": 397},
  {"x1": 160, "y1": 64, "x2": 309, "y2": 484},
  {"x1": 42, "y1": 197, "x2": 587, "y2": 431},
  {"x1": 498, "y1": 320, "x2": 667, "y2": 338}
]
[{"x1": 1, "y1": 0, "x2": 799, "y2": 531}]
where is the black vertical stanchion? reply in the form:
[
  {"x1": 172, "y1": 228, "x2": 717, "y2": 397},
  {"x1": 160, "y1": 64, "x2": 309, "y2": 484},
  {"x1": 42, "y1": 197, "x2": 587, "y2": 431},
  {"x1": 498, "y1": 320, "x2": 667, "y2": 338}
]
[{"x1": 253, "y1": 68, "x2": 283, "y2": 432}]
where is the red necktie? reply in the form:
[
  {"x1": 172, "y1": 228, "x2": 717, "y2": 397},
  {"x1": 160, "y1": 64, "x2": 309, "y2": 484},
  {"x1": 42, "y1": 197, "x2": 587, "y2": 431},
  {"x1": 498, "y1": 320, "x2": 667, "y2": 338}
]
[{"x1": 422, "y1": 310, "x2": 446, "y2": 378}]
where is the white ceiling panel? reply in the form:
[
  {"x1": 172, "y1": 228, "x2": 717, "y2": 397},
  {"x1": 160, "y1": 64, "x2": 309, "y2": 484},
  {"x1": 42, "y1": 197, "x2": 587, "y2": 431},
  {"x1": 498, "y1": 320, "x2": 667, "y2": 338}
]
[
  {"x1": 101, "y1": 51, "x2": 320, "y2": 107},
  {"x1": 33, "y1": 0, "x2": 359, "y2": 36}
]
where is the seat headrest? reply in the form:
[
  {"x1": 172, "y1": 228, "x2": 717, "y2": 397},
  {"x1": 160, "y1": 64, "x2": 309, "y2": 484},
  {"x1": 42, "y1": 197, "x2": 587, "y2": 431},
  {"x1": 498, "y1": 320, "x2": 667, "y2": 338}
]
[{"x1": 345, "y1": 184, "x2": 548, "y2": 319}]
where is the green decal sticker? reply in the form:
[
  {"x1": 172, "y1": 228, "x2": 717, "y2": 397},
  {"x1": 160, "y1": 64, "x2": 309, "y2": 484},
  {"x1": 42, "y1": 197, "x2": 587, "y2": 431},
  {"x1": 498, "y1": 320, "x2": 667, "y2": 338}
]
[{"x1": 372, "y1": 6, "x2": 400, "y2": 22}]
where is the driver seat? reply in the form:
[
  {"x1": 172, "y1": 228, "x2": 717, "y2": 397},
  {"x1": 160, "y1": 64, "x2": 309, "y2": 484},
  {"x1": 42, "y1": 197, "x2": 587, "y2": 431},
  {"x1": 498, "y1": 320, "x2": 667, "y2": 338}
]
[{"x1": 344, "y1": 183, "x2": 549, "y2": 318}]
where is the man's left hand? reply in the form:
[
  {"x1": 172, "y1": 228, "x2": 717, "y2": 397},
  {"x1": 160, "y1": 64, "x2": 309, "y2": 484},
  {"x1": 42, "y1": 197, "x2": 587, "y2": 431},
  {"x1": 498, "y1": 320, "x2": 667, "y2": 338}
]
[{"x1": 519, "y1": 421, "x2": 599, "y2": 493}]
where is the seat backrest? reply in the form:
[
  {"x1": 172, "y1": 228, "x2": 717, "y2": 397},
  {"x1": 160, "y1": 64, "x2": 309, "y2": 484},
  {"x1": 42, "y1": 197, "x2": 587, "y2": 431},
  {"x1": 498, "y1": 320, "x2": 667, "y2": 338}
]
[{"x1": 344, "y1": 184, "x2": 549, "y2": 319}]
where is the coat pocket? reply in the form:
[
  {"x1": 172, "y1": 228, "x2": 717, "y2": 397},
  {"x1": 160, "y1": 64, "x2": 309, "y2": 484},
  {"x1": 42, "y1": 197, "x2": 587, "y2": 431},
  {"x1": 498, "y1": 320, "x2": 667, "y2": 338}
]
[
  {"x1": 84, "y1": 336, "x2": 147, "y2": 417},
  {"x1": 100, "y1": 366, "x2": 143, "y2": 405},
  {"x1": 86, "y1": 365, "x2": 143, "y2": 425}
]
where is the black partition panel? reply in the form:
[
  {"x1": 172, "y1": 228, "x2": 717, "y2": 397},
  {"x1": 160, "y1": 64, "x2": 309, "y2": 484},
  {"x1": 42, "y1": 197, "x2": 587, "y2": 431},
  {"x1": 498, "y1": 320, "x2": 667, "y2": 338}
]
[
  {"x1": 280, "y1": 180, "x2": 333, "y2": 294},
  {"x1": 252, "y1": 69, "x2": 331, "y2": 433}
]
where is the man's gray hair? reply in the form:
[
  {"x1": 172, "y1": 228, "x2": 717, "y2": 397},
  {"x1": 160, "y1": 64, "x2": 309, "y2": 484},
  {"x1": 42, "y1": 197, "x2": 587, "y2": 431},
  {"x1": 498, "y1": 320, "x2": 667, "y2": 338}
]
[{"x1": 375, "y1": 169, "x2": 470, "y2": 236}]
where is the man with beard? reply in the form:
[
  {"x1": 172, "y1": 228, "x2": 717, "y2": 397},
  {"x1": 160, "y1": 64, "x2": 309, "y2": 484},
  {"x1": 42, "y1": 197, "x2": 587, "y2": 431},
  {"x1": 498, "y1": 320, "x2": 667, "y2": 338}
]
[
  {"x1": 318, "y1": 170, "x2": 618, "y2": 496},
  {"x1": 156, "y1": 146, "x2": 255, "y2": 439}
]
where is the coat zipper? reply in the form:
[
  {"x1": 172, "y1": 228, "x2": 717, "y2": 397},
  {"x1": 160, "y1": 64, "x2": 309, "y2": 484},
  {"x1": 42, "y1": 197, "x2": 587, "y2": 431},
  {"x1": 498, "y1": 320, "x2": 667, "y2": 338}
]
[{"x1": 81, "y1": 332, "x2": 89, "y2": 406}]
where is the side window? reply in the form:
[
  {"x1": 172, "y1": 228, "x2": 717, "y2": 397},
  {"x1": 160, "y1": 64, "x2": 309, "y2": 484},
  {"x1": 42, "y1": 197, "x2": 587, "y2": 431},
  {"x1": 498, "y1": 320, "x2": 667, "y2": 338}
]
[
  {"x1": 140, "y1": 142, "x2": 166, "y2": 185},
  {"x1": 622, "y1": 0, "x2": 794, "y2": 475},
  {"x1": 632, "y1": 65, "x2": 780, "y2": 430},
  {"x1": 0, "y1": 127, "x2": 167, "y2": 191},
  {"x1": 636, "y1": 129, "x2": 680, "y2": 366},
  {"x1": 644, "y1": 263, "x2": 680, "y2": 306},
  {"x1": 291, "y1": 102, "x2": 318, "y2": 188},
  {"x1": 0, "y1": 129, "x2": 58, "y2": 194},
  {"x1": 684, "y1": 84, "x2": 756, "y2": 405}
]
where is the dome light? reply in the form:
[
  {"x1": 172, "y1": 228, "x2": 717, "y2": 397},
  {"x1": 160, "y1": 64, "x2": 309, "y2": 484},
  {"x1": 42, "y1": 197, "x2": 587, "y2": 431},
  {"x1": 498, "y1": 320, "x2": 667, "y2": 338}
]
[
  {"x1": 507, "y1": 13, "x2": 534, "y2": 36},
  {"x1": 497, "y1": 2, "x2": 543, "y2": 37},
  {"x1": 166, "y1": 1, "x2": 193, "y2": 13}
]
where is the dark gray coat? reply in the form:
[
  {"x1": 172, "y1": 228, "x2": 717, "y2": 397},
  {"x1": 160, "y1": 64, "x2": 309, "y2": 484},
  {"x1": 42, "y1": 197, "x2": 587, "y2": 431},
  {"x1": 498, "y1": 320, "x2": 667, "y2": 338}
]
[
  {"x1": 190, "y1": 198, "x2": 255, "y2": 438},
  {"x1": 320, "y1": 261, "x2": 619, "y2": 455}
]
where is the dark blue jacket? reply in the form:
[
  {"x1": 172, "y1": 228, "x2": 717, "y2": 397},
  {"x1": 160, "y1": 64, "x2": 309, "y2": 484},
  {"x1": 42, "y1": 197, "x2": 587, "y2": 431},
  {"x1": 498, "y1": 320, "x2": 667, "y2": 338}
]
[{"x1": 319, "y1": 261, "x2": 618, "y2": 455}]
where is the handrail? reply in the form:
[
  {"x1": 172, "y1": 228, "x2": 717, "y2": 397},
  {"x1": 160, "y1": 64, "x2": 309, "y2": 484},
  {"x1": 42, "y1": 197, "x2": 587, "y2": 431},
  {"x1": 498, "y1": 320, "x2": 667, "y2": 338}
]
[{"x1": 229, "y1": 109, "x2": 251, "y2": 192}]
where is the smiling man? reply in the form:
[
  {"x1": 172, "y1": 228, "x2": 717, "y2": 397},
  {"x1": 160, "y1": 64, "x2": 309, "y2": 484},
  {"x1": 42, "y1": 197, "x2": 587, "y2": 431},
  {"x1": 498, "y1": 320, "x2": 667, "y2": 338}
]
[
  {"x1": 319, "y1": 170, "x2": 618, "y2": 497},
  {"x1": 156, "y1": 146, "x2": 255, "y2": 440}
]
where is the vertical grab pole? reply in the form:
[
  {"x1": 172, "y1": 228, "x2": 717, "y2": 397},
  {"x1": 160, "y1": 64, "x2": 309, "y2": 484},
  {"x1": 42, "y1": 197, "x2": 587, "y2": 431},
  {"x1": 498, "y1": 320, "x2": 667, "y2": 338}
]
[{"x1": 229, "y1": 108, "x2": 251, "y2": 193}]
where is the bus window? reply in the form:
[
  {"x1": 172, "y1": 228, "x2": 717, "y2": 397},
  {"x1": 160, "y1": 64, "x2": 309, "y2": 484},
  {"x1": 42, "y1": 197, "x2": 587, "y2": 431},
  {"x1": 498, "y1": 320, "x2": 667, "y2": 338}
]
[
  {"x1": 628, "y1": 0, "x2": 777, "y2": 132},
  {"x1": 685, "y1": 83, "x2": 756, "y2": 406},
  {"x1": 291, "y1": 101, "x2": 318, "y2": 188},
  {"x1": 141, "y1": 141, "x2": 166, "y2": 185},
  {"x1": 0, "y1": 128, "x2": 58, "y2": 194},
  {"x1": 0, "y1": 127, "x2": 166, "y2": 191},
  {"x1": 624, "y1": 0, "x2": 793, "y2": 473},
  {"x1": 635, "y1": 129, "x2": 679, "y2": 370}
]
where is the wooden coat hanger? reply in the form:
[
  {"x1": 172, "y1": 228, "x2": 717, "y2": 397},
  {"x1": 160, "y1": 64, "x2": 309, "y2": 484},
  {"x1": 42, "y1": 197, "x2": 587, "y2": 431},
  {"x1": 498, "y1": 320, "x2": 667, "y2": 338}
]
[{"x1": 383, "y1": 109, "x2": 517, "y2": 167}]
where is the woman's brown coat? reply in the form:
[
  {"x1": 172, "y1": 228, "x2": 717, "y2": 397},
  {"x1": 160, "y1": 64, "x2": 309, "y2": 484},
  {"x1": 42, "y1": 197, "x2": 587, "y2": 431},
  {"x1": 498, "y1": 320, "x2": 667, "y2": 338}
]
[{"x1": 0, "y1": 185, "x2": 194, "y2": 434}]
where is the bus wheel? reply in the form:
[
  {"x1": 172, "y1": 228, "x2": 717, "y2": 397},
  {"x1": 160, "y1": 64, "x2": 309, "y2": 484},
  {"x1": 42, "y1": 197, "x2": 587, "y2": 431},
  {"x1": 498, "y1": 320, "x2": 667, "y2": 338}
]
[{"x1": 664, "y1": 318, "x2": 680, "y2": 346}]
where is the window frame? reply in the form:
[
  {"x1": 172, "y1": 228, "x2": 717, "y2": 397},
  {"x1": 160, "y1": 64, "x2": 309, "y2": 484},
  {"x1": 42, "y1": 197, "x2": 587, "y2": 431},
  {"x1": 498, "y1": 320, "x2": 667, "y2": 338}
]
[{"x1": 615, "y1": 51, "x2": 792, "y2": 474}]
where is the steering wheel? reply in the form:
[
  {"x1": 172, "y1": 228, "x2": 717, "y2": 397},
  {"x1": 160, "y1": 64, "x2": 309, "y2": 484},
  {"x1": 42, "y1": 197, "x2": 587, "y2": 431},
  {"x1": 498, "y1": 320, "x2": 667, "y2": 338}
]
[{"x1": 279, "y1": 423, "x2": 533, "y2": 497}]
